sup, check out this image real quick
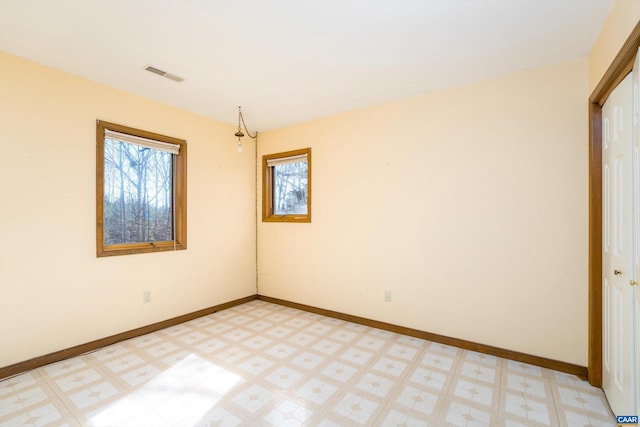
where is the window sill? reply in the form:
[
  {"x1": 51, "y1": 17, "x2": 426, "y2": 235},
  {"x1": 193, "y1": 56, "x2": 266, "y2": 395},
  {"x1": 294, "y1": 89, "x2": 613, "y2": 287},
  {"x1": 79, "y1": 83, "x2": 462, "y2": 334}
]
[
  {"x1": 97, "y1": 241, "x2": 186, "y2": 257},
  {"x1": 262, "y1": 215, "x2": 311, "y2": 223}
]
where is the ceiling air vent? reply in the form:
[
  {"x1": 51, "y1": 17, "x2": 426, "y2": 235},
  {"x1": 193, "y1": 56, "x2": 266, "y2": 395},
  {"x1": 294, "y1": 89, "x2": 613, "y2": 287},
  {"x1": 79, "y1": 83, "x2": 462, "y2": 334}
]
[{"x1": 144, "y1": 65, "x2": 184, "y2": 83}]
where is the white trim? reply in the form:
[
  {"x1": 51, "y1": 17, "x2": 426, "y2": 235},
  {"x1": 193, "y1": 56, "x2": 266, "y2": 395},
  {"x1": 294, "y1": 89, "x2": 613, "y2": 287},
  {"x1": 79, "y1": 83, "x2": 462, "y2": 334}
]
[
  {"x1": 105, "y1": 130, "x2": 180, "y2": 155},
  {"x1": 267, "y1": 154, "x2": 307, "y2": 167}
]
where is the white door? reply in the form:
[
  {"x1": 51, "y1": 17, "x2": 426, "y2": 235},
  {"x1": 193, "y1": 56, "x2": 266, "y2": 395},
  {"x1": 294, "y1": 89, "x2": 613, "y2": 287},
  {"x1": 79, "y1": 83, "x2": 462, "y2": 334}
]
[
  {"x1": 632, "y1": 48, "x2": 640, "y2": 417},
  {"x1": 603, "y1": 71, "x2": 635, "y2": 416}
]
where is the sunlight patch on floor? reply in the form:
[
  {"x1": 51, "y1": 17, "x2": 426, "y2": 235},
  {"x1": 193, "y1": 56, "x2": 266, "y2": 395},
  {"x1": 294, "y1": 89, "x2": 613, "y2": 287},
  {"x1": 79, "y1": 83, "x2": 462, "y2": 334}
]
[{"x1": 89, "y1": 354, "x2": 241, "y2": 426}]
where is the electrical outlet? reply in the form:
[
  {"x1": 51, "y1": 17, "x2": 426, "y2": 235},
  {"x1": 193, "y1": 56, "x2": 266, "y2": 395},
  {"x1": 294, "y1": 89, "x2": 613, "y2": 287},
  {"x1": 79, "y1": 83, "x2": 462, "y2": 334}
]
[
  {"x1": 143, "y1": 291, "x2": 151, "y2": 303},
  {"x1": 384, "y1": 290, "x2": 391, "y2": 302}
]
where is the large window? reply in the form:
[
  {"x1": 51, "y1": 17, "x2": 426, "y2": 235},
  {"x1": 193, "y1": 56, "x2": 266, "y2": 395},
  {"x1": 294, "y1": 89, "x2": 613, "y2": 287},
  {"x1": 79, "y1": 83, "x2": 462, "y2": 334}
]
[
  {"x1": 262, "y1": 148, "x2": 311, "y2": 223},
  {"x1": 96, "y1": 120, "x2": 187, "y2": 257}
]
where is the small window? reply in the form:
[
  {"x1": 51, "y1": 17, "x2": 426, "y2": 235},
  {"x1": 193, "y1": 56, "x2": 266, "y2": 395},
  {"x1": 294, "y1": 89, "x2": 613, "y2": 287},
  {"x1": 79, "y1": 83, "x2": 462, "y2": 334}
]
[
  {"x1": 96, "y1": 120, "x2": 187, "y2": 257},
  {"x1": 262, "y1": 148, "x2": 311, "y2": 223}
]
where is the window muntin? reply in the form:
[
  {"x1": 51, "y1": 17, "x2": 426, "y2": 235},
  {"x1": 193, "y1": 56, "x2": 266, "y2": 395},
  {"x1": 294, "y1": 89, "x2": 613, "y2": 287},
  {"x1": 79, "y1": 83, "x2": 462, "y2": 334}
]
[
  {"x1": 262, "y1": 148, "x2": 311, "y2": 222},
  {"x1": 96, "y1": 121, "x2": 187, "y2": 256}
]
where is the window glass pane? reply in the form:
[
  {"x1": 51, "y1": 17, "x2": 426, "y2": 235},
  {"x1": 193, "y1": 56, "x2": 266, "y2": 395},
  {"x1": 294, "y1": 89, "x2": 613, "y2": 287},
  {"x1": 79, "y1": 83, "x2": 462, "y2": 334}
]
[
  {"x1": 273, "y1": 159, "x2": 308, "y2": 215},
  {"x1": 103, "y1": 138, "x2": 173, "y2": 244}
]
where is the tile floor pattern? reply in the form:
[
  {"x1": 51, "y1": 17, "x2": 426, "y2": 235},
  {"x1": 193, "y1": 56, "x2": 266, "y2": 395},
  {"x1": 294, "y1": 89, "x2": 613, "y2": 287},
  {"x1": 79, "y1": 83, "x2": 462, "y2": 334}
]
[{"x1": 0, "y1": 300, "x2": 616, "y2": 426}]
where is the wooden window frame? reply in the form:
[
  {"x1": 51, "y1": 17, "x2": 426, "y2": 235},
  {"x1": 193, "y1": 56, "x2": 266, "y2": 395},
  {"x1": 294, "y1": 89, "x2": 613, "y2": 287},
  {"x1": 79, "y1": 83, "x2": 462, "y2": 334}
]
[
  {"x1": 262, "y1": 148, "x2": 311, "y2": 223},
  {"x1": 96, "y1": 120, "x2": 187, "y2": 257}
]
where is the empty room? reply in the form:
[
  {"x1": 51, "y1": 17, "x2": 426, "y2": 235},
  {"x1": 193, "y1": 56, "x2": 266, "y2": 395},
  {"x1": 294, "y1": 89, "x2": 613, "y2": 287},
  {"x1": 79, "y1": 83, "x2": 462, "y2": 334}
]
[{"x1": 1, "y1": 0, "x2": 639, "y2": 426}]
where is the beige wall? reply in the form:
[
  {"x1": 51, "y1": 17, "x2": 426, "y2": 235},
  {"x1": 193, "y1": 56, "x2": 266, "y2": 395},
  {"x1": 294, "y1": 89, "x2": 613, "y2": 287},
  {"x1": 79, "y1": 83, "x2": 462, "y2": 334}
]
[
  {"x1": 257, "y1": 58, "x2": 589, "y2": 365},
  {"x1": 589, "y1": 0, "x2": 640, "y2": 93},
  {"x1": 0, "y1": 52, "x2": 256, "y2": 367}
]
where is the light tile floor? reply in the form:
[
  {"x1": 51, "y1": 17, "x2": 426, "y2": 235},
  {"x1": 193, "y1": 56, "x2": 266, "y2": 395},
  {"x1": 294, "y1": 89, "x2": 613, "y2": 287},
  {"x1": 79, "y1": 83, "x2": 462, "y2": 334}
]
[{"x1": 0, "y1": 300, "x2": 616, "y2": 426}]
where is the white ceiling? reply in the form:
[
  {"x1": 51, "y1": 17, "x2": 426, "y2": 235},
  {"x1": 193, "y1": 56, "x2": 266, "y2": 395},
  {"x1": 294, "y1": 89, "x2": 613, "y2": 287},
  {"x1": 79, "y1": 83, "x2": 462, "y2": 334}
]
[{"x1": 0, "y1": 0, "x2": 613, "y2": 131}]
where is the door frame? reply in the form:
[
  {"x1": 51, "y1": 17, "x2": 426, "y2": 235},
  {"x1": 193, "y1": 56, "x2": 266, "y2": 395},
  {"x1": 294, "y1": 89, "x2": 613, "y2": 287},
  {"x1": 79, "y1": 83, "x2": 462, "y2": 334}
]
[{"x1": 589, "y1": 20, "x2": 640, "y2": 387}]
